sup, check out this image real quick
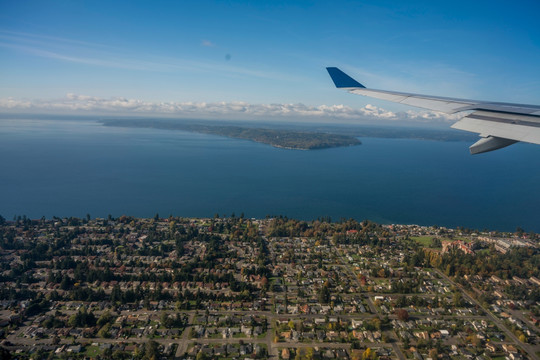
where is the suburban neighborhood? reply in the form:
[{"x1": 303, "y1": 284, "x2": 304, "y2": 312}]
[{"x1": 0, "y1": 215, "x2": 538, "y2": 359}]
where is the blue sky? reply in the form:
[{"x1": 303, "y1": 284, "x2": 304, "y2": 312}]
[{"x1": 1, "y1": 0, "x2": 539, "y2": 123}]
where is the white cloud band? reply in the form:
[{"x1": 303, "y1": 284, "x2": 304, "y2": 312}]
[{"x1": 0, "y1": 94, "x2": 461, "y2": 123}]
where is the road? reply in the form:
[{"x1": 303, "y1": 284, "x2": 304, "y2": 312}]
[
  {"x1": 434, "y1": 269, "x2": 539, "y2": 360},
  {"x1": 336, "y1": 248, "x2": 407, "y2": 360}
]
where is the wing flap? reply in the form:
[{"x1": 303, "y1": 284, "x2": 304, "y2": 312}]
[{"x1": 451, "y1": 111, "x2": 540, "y2": 145}]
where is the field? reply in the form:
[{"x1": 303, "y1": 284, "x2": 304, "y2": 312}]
[{"x1": 411, "y1": 236, "x2": 435, "y2": 247}]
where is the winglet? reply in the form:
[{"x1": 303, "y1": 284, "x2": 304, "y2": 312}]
[{"x1": 326, "y1": 67, "x2": 365, "y2": 88}]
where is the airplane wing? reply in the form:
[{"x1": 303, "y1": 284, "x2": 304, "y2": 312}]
[{"x1": 326, "y1": 67, "x2": 540, "y2": 154}]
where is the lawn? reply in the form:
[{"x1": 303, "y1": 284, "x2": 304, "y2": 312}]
[
  {"x1": 411, "y1": 236, "x2": 435, "y2": 247},
  {"x1": 412, "y1": 235, "x2": 471, "y2": 248},
  {"x1": 84, "y1": 345, "x2": 101, "y2": 357}
]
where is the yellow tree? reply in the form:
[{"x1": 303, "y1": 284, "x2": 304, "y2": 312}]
[
  {"x1": 288, "y1": 320, "x2": 295, "y2": 330},
  {"x1": 295, "y1": 347, "x2": 314, "y2": 360},
  {"x1": 362, "y1": 347, "x2": 372, "y2": 360}
]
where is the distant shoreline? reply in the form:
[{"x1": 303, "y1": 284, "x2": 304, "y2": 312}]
[
  {"x1": 98, "y1": 117, "x2": 479, "y2": 150},
  {"x1": 0, "y1": 114, "x2": 478, "y2": 143},
  {"x1": 100, "y1": 119, "x2": 361, "y2": 150}
]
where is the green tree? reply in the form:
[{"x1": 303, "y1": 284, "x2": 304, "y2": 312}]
[
  {"x1": 295, "y1": 347, "x2": 314, "y2": 360},
  {"x1": 318, "y1": 283, "x2": 330, "y2": 304},
  {"x1": 430, "y1": 238, "x2": 442, "y2": 248},
  {"x1": 97, "y1": 323, "x2": 111, "y2": 338},
  {"x1": 97, "y1": 311, "x2": 114, "y2": 327},
  {"x1": 144, "y1": 340, "x2": 159, "y2": 360},
  {"x1": 196, "y1": 351, "x2": 208, "y2": 360},
  {"x1": 452, "y1": 292, "x2": 463, "y2": 307}
]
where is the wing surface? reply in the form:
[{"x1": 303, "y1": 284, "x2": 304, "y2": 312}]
[{"x1": 326, "y1": 67, "x2": 540, "y2": 154}]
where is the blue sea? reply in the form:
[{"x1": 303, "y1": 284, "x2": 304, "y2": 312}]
[{"x1": 1, "y1": 118, "x2": 539, "y2": 232}]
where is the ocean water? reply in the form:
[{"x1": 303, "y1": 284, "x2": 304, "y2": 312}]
[{"x1": 1, "y1": 118, "x2": 539, "y2": 232}]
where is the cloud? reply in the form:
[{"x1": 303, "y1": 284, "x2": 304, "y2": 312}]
[
  {"x1": 0, "y1": 31, "x2": 295, "y2": 81},
  {"x1": 201, "y1": 40, "x2": 215, "y2": 47},
  {"x1": 0, "y1": 94, "x2": 461, "y2": 123}
]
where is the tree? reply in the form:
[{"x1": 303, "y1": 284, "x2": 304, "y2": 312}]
[
  {"x1": 295, "y1": 347, "x2": 314, "y2": 360},
  {"x1": 402, "y1": 336, "x2": 410, "y2": 348},
  {"x1": 144, "y1": 340, "x2": 159, "y2": 360},
  {"x1": 97, "y1": 311, "x2": 113, "y2": 327},
  {"x1": 67, "y1": 307, "x2": 95, "y2": 327},
  {"x1": 97, "y1": 323, "x2": 111, "y2": 338},
  {"x1": 395, "y1": 295, "x2": 406, "y2": 308},
  {"x1": 362, "y1": 347, "x2": 375, "y2": 360},
  {"x1": 288, "y1": 319, "x2": 295, "y2": 330},
  {"x1": 60, "y1": 275, "x2": 73, "y2": 290},
  {"x1": 318, "y1": 284, "x2": 330, "y2": 304},
  {"x1": 430, "y1": 238, "x2": 442, "y2": 248},
  {"x1": 452, "y1": 292, "x2": 463, "y2": 307},
  {"x1": 371, "y1": 318, "x2": 381, "y2": 331},
  {"x1": 196, "y1": 351, "x2": 209, "y2": 360},
  {"x1": 466, "y1": 334, "x2": 481, "y2": 347},
  {"x1": 161, "y1": 312, "x2": 171, "y2": 328},
  {"x1": 395, "y1": 309, "x2": 409, "y2": 321}
]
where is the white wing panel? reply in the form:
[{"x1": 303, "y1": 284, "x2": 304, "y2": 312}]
[
  {"x1": 451, "y1": 111, "x2": 540, "y2": 145},
  {"x1": 348, "y1": 88, "x2": 474, "y2": 114},
  {"x1": 400, "y1": 97, "x2": 472, "y2": 114},
  {"x1": 349, "y1": 89, "x2": 409, "y2": 103}
]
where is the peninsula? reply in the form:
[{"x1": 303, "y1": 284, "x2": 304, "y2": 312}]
[{"x1": 101, "y1": 119, "x2": 361, "y2": 150}]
